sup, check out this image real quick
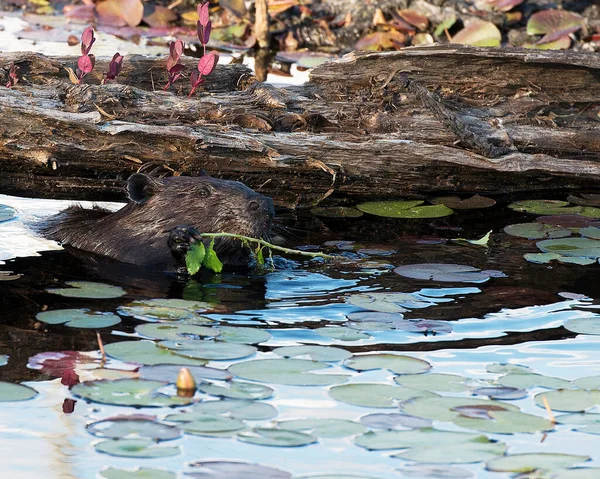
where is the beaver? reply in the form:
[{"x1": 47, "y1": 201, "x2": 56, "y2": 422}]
[{"x1": 40, "y1": 173, "x2": 274, "y2": 270}]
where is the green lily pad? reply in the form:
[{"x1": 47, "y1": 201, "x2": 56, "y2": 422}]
[
  {"x1": 71, "y1": 379, "x2": 193, "y2": 407},
  {"x1": 401, "y1": 396, "x2": 518, "y2": 422},
  {"x1": 356, "y1": 200, "x2": 453, "y2": 219},
  {"x1": 99, "y1": 467, "x2": 177, "y2": 479},
  {"x1": 486, "y1": 363, "x2": 531, "y2": 374},
  {"x1": 160, "y1": 340, "x2": 256, "y2": 361},
  {"x1": 47, "y1": 281, "x2": 126, "y2": 299},
  {"x1": 87, "y1": 416, "x2": 182, "y2": 441},
  {"x1": 36, "y1": 308, "x2": 121, "y2": 329},
  {"x1": 229, "y1": 359, "x2": 350, "y2": 386},
  {"x1": 167, "y1": 414, "x2": 245, "y2": 436},
  {"x1": 169, "y1": 399, "x2": 277, "y2": 420},
  {"x1": 537, "y1": 237, "x2": 600, "y2": 258},
  {"x1": 216, "y1": 326, "x2": 271, "y2": 344},
  {"x1": 574, "y1": 376, "x2": 600, "y2": 390},
  {"x1": 95, "y1": 438, "x2": 181, "y2": 458},
  {"x1": 498, "y1": 372, "x2": 571, "y2": 390},
  {"x1": 394, "y1": 465, "x2": 473, "y2": 479},
  {"x1": 430, "y1": 195, "x2": 496, "y2": 210},
  {"x1": 556, "y1": 412, "x2": 600, "y2": 435},
  {"x1": 344, "y1": 353, "x2": 431, "y2": 375},
  {"x1": 524, "y1": 252, "x2": 562, "y2": 264},
  {"x1": 394, "y1": 373, "x2": 469, "y2": 392},
  {"x1": 277, "y1": 418, "x2": 366, "y2": 438},
  {"x1": 504, "y1": 223, "x2": 572, "y2": 240},
  {"x1": 508, "y1": 200, "x2": 581, "y2": 216},
  {"x1": 0, "y1": 382, "x2": 37, "y2": 402},
  {"x1": 118, "y1": 299, "x2": 214, "y2": 322},
  {"x1": 238, "y1": 427, "x2": 317, "y2": 447},
  {"x1": 346, "y1": 292, "x2": 444, "y2": 313},
  {"x1": 564, "y1": 317, "x2": 600, "y2": 335},
  {"x1": 486, "y1": 453, "x2": 590, "y2": 473},
  {"x1": 394, "y1": 264, "x2": 506, "y2": 283},
  {"x1": 356, "y1": 429, "x2": 507, "y2": 463},
  {"x1": 0, "y1": 355, "x2": 8, "y2": 367},
  {"x1": 274, "y1": 345, "x2": 351, "y2": 362},
  {"x1": 579, "y1": 227, "x2": 600, "y2": 239},
  {"x1": 185, "y1": 461, "x2": 291, "y2": 479},
  {"x1": 535, "y1": 389, "x2": 600, "y2": 412},
  {"x1": 315, "y1": 327, "x2": 370, "y2": 341},
  {"x1": 330, "y1": 383, "x2": 435, "y2": 408},
  {"x1": 454, "y1": 410, "x2": 554, "y2": 434},
  {"x1": 0, "y1": 205, "x2": 16, "y2": 223},
  {"x1": 135, "y1": 323, "x2": 215, "y2": 341},
  {"x1": 105, "y1": 341, "x2": 207, "y2": 366},
  {"x1": 197, "y1": 381, "x2": 273, "y2": 400},
  {"x1": 360, "y1": 412, "x2": 432, "y2": 429}
]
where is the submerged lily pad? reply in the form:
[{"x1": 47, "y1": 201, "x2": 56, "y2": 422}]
[
  {"x1": 344, "y1": 353, "x2": 431, "y2": 375},
  {"x1": 135, "y1": 323, "x2": 215, "y2": 341},
  {"x1": 537, "y1": 237, "x2": 600, "y2": 259},
  {"x1": 95, "y1": 438, "x2": 180, "y2": 458},
  {"x1": 311, "y1": 207, "x2": 363, "y2": 218},
  {"x1": 185, "y1": 461, "x2": 292, "y2": 479},
  {"x1": 118, "y1": 299, "x2": 214, "y2": 322},
  {"x1": 0, "y1": 205, "x2": 16, "y2": 223},
  {"x1": 330, "y1": 383, "x2": 434, "y2": 408},
  {"x1": 229, "y1": 359, "x2": 350, "y2": 386},
  {"x1": 36, "y1": 309, "x2": 121, "y2": 329},
  {"x1": 71, "y1": 379, "x2": 193, "y2": 407},
  {"x1": 430, "y1": 195, "x2": 496, "y2": 210},
  {"x1": 238, "y1": 427, "x2": 317, "y2": 447},
  {"x1": 47, "y1": 281, "x2": 126, "y2": 299},
  {"x1": 105, "y1": 341, "x2": 208, "y2": 366},
  {"x1": 197, "y1": 381, "x2": 273, "y2": 400},
  {"x1": 99, "y1": 467, "x2": 177, "y2": 479},
  {"x1": 504, "y1": 223, "x2": 572, "y2": 240},
  {"x1": 87, "y1": 415, "x2": 182, "y2": 441},
  {"x1": 0, "y1": 382, "x2": 37, "y2": 402},
  {"x1": 274, "y1": 345, "x2": 351, "y2": 362},
  {"x1": 394, "y1": 373, "x2": 468, "y2": 392},
  {"x1": 315, "y1": 327, "x2": 370, "y2": 341},
  {"x1": 277, "y1": 418, "x2": 366, "y2": 438},
  {"x1": 356, "y1": 200, "x2": 453, "y2": 219},
  {"x1": 394, "y1": 264, "x2": 506, "y2": 283},
  {"x1": 486, "y1": 452, "x2": 590, "y2": 473},
  {"x1": 359, "y1": 412, "x2": 432, "y2": 429}
]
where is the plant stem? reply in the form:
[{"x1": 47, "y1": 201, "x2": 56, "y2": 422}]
[{"x1": 199, "y1": 233, "x2": 335, "y2": 259}]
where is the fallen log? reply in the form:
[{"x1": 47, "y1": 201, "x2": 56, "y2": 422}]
[{"x1": 0, "y1": 45, "x2": 598, "y2": 207}]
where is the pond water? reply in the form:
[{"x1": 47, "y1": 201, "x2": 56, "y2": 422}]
[{"x1": 2, "y1": 192, "x2": 600, "y2": 479}]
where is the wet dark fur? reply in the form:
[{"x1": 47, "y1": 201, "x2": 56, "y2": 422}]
[{"x1": 39, "y1": 174, "x2": 274, "y2": 269}]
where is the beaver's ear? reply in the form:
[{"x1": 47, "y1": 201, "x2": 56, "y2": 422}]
[{"x1": 127, "y1": 173, "x2": 162, "y2": 204}]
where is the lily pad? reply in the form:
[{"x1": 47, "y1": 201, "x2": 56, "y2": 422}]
[
  {"x1": 277, "y1": 418, "x2": 366, "y2": 438},
  {"x1": 574, "y1": 376, "x2": 600, "y2": 390},
  {"x1": 344, "y1": 353, "x2": 431, "y2": 375},
  {"x1": 356, "y1": 200, "x2": 453, "y2": 219},
  {"x1": 185, "y1": 461, "x2": 292, "y2": 479},
  {"x1": 394, "y1": 263, "x2": 506, "y2": 283},
  {"x1": 454, "y1": 410, "x2": 554, "y2": 434},
  {"x1": 346, "y1": 292, "x2": 442, "y2": 313},
  {"x1": 197, "y1": 381, "x2": 273, "y2": 400},
  {"x1": 524, "y1": 252, "x2": 562, "y2": 264},
  {"x1": 170, "y1": 399, "x2": 277, "y2": 420},
  {"x1": 167, "y1": 414, "x2": 245, "y2": 436},
  {"x1": 135, "y1": 323, "x2": 215, "y2": 341},
  {"x1": 274, "y1": 345, "x2": 351, "y2": 362},
  {"x1": 508, "y1": 200, "x2": 582, "y2": 216},
  {"x1": 160, "y1": 340, "x2": 256, "y2": 361},
  {"x1": 47, "y1": 281, "x2": 126, "y2": 299},
  {"x1": 395, "y1": 465, "x2": 473, "y2": 479},
  {"x1": 330, "y1": 383, "x2": 434, "y2": 408},
  {"x1": 452, "y1": 20, "x2": 501, "y2": 47},
  {"x1": 537, "y1": 237, "x2": 600, "y2": 258},
  {"x1": 139, "y1": 364, "x2": 232, "y2": 382},
  {"x1": 580, "y1": 226, "x2": 600, "y2": 239},
  {"x1": 229, "y1": 358, "x2": 350, "y2": 386},
  {"x1": 556, "y1": 412, "x2": 600, "y2": 435},
  {"x1": 0, "y1": 355, "x2": 8, "y2": 367},
  {"x1": 87, "y1": 415, "x2": 182, "y2": 441},
  {"x1": 0, "y1": 205, "x2": 16, "y2": 223},
  {"x1": 36, "y1": 308, "x2": 121, "y2": 329},
  {"x1": 535, "y1": 389, "x2": 600, "y2": 412},
  {"x1": 430, "y1": 195, "x2": 496, "y2": 210},
  {"x1": 486, "y1": 453, "x2": 590, "y2": 473},
  {"x1": 498, "y1": 372, "x2": 571, "y2": 390},
  {"x1": 564, "y1": 317, "x2": 600, "y2": 335},
  {"x1": 401, "y1": 396, "x2": 518, "y2": 422},
  {"x1": 472, "y1": 386, "x2": 526, "y2": 400},
  {"x1": 394, "y1": 373, "x2": 468, "y2": 392},
  {"x1": 118, "y1": 299, "x2": 214, "y2": 322},
  {"x1": 315, "y1": 327, "x2": 370, "y2": 341},
  {"x1": 95, "y1": 438, "x2": 180, "y2": 458},
  {"x1": 71, "y1": 379, "x2": 193, "y2": 407},
  {"x1": 504, "y1": 223, "x2": 572, "y2": 240},
  {"x1": 99, "y1": 467, "x2": 177, "y2": 479},
  {"x1": 237, "y1": 427, "x2": 317, "y2": 447},
  {"x1": 217, "y1": 326, "x2": 271, "y2": 344},
  {"x1": 105, "y1": 341, "x2": 208, "y2": 366},
  {"x1": 359, "y1": 412, "x2": 432, "y2": 429},
  {"x1": 0, "y1": 382, "x2": 37, "y2": 402}
]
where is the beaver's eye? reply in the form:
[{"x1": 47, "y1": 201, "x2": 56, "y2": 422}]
[{"x1": 198, "y1": 186, "x2": 212, "y2": 198}]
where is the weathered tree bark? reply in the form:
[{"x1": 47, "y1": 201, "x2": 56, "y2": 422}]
[{"x1": 0, "y1": 45, "x2": 598, "y2": 207}]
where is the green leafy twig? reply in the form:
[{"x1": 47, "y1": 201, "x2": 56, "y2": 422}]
[{"x1": 185, "y1": 232, "x2": 335, "y2": 275}]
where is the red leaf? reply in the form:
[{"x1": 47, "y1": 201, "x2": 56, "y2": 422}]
[
  {"x1": 197, "y1": 21, "x2": 212, "y2": 45},
  {"x1": 61, "y1": 369, "x2": 80, "y2": 387},
  {"x1": 198, "y1": 1, "x2": 210, "y2": 27},
  {"x1": 190, "y1": 70, "x2": 199, "y2": 87},
  {"x1": 169, "y1": 63, "x2": 185, "y2": 75},
  {"x1": 80, "y1": 25, "x2": 95, "y2": 55},
  {"x1": 106, "y1": 52, "x2": 124, "y2": 79},
  {"x1": 77, "y1": 54, "x2": 95, "y2": 75},
  {"x1": 62, "y1": 398, "x2": 77, "y2": 414},
  {"x1": 169, "y1": 39, "x2": 184, "y2": 60},
  {"x1": 197, "y1": 51, "x2": 219, "y2": 76}
]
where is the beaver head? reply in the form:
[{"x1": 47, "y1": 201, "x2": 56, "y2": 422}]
[{"x1": 41, "y1": 173, "x2": 275, "y2": 269}]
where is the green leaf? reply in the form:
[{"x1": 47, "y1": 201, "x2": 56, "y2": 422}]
[
  {"x1": 256, "y1": 246, "x2": 265, "y2": 266},
  {"x1": 203, "y1": 239, "x2": 223, "y2": 273},
  {"x1": 186, "y1": 242, "x2": 206, "y2": 275}
]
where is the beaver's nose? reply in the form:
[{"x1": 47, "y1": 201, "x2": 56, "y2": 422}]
[{"x1": 249, "y1": 200, "x2": 260, "y2": 211}]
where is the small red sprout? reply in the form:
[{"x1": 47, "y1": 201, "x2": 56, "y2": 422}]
[
  {"x1": 197, "y1": 1, "x2": 212, "y2": 55},
  {"x1": 77, "y1": 26, "x2": 96, "y2": 83},
  {"x1": 164, "y1": 39, "x2": 185, "y2": 90},
  {"x1": 189, "y1": 51, "x2": 219, "y2": 97},
  {"x1": 103, "y1": 52, "x2": 124, "y2": 84},
  {"x1": 5, "y1": 64, "x2": 19, "y2": 88}
]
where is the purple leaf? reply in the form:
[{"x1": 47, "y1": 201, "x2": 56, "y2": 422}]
[
  {"x1": 106, "y1": 52, "x2": 124, "y2": 80},
  {"x1": 197, "y1": 21, "x2": 212, "y2": 45},
  {"x1": 80, "y1": 25, "x2": 95, "y2": 55},
  {"x1": 77, "y1": 54, "x2": 95, "y2": 79},
  {"x1": 197, "y1": 51, "x2": 219, "y2": 76},
  {"x1": 169, "y1": 63, "x2": 185, "y2": 75},
  {"x1": 197, "y1": 1, "x2": 210, "y2": 28},
  {"x1": 6, "y1": 65, "x2": 19, "y2": 88},
  {"x1": 169, "y1": 39, "x2": 184, "y2": 60}
]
